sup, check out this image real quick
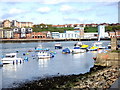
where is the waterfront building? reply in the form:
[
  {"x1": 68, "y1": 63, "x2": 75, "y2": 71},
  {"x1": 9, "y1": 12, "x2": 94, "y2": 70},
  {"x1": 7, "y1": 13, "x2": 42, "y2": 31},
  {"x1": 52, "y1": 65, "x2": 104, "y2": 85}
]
[
  {"x1": 74, "y1": 27, "x2": 84, "y2": 39},
  {"x1": 98, "y1": 25, "x2": 105, "y2": 39},
  {"x1": 84, "y1": 33, "x2": 98, "y2": 39},
  {"x1": 13, "y1": 28, "x2": 33, "y2": 38},
  {"x1": 42, "y1": 31, "x2": 52, "y2": 38},
  {"x1": 59, "y1": 31, "x2": 79, "y2": 39},
  {"x1": 31, "y1": 32, "x2": 46, "y2": 39},
  {"x1": 108, "y1": 30, "x2": 120, "y2": 38},
  {"x1": 51, "y1": 32, "x2": 60, "y2": 39}
]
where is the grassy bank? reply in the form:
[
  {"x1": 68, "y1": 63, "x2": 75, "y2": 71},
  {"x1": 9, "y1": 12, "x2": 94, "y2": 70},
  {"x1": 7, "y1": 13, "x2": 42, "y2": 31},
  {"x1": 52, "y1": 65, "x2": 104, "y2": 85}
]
[{"x1": 9, "y1": 65, "x2": 119, "y2": 89}]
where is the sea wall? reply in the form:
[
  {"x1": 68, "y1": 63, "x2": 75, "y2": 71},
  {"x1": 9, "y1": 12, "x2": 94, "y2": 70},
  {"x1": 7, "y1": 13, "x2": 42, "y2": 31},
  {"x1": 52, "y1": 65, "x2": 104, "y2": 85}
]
[{"x1": 96, "y1": 52, "x2": 120, "y2": 66}]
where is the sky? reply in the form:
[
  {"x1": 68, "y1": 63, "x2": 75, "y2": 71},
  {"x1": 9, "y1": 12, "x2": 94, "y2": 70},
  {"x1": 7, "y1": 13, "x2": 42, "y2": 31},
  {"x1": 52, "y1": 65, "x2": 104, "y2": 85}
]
[{"x1": 0, "y1": 0, "x2": 119, "y2": 25}]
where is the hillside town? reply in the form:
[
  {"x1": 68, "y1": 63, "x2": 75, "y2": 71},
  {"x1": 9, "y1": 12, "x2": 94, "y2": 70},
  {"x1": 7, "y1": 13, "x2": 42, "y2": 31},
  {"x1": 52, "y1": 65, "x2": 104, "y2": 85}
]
[{"x1": 0, "y1": 19, "x2": 120, "y2": 40}]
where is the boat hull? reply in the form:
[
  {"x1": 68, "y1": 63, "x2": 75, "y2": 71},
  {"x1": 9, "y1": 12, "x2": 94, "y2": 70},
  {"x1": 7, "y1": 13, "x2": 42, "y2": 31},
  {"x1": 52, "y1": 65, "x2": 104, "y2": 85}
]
[
  {"x1": 55, "y1": 46, "x2": 62, "y2": 49},
  {"x1": 2, "y1": 58, "x2": 23, "y2": 64}
]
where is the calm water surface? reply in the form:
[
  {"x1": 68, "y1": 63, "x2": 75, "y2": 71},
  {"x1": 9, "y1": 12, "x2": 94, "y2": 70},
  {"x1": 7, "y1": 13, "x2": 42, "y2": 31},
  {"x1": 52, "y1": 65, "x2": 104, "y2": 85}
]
[{"x1": 0, "y1": 41, "x2": 110, "y2": 88}]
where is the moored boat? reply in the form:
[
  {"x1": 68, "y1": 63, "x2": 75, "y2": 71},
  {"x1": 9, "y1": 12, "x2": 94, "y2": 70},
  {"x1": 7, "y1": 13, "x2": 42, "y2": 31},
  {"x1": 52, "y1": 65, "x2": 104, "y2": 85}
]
[
  {"x1": 88, "y1": 46, "x2": 98, "y2": 51},
  {"x1": 35, "y1": 45, "x2": 50, "y2": 51},
  {"x1": 1, "y1": 53, "x2": 23, "y2": 64},
  {"x1": 93, "y1": 41, "x2": 105, "y2": 49},
  {"x1": 55, "y1": 43, "x2": 62, "y2": 49},
  {"x1": 38, "y1": 52, "x2": 54, "y2": 59},
  {"x1": 62, "y1": 48, "x2": 71, "y2": 54},
  {"x1": 72, "y1": 46, "x2": 86, "y2": 54},
  {"x1": 74, "y1": 42, "x2": 89, "y2": 49}
]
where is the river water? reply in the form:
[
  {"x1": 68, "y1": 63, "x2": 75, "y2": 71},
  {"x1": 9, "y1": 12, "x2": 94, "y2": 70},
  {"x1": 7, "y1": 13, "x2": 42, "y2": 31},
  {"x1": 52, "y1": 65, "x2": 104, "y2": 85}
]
[{"x1": 0, "y1": 41, "x2": 110, "y2": 88}]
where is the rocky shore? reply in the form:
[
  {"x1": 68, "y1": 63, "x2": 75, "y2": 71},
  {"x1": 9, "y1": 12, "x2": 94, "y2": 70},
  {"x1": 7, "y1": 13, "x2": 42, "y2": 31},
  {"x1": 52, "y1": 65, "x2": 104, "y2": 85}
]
[{"x1": 9, "y1": 65, "x2": 119, "y2": 89}]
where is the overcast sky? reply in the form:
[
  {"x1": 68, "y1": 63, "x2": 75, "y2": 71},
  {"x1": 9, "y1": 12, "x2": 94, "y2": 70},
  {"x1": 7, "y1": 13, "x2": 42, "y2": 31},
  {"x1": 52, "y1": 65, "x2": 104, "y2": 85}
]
[{"x1": 0, "y1": 0, "x2": 119, "y2": 25}]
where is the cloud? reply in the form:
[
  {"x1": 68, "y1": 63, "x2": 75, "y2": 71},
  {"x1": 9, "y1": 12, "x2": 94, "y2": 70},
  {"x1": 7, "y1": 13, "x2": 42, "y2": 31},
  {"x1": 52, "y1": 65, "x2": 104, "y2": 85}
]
[
  {"x1": 60, "y1": 5, "x2": 93, "y2": 14},
  {"x1": 60, "y1": 5, "x2": 74, "y2": 13},
  {"x1": 1, "y1": 8, "x2": 27, "y2": 19},
  {"x1": 9, "y1": 8, "x2": 26, "y2": 14},
  {"x1": 37, "y1": 7, "x2": 51, "y2": 14},
  {"x1": 63, "y1": 16, "x2": 93, "y2": 23}
]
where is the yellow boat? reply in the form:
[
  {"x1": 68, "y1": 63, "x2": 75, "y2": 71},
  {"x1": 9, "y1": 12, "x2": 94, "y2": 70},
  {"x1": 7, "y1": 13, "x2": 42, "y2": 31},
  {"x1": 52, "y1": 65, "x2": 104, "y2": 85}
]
[
  {"x1": 81, "y1": 44, "x2": 89, "y2": 49},
  {"x1": 88, "y1": 46, "x2": 98, "y2": 51}
]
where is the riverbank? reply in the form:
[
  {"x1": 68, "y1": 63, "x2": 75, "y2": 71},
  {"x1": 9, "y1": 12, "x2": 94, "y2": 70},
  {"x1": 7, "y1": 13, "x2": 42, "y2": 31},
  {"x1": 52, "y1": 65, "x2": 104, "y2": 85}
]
[
  {"x1": 0, "y1": 38, "x2": 113, "y2": 43},
  {"x1": 9, "y1": 65, "x2": 119, "y2": 89}
]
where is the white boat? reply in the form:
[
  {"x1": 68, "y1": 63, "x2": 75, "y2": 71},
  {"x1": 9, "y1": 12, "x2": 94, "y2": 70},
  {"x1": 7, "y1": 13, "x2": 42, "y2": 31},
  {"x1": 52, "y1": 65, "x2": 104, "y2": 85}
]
[
  {"x1": 74, "y1": 42, "x2": 83, "y2": 46},
  {"x1": 74, "y1": 41, "x2": 89, "y2": 49},
  {"x1": 38, "y1": 52, "x2": 54, "y2": 59},
  {"x1": 55, "y1": 43, "x2": 62, "y2": 49},
  {"x1": 1, "y1": 53, "x2": 23, "y2": 64},
  {"x1": 93, "y1": 41, "x2": 105, "y2": 49},
  {"x1": 72, "y1": 46, "x2": 86, "y2": 54}
]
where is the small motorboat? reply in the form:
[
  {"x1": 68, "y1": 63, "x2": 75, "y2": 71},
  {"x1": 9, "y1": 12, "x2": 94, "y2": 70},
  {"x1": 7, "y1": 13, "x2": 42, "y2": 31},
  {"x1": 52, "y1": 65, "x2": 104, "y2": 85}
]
[
  {"x1": 80, "y1": 44, "x2": 89, "y2": 49},
  {"x1": 72, "y1": 46, "x2": 86, "y2": 54},
  {"x1": 55, "y1": 43, "x2": 62, "y2": 49},
  {"x1": 88, "y1": 46, "x2": 98, "y2": 51},
  {"x1": 38, "y1": 52, "x2": 54, "y2": 59},
  {"x1": 62, "y1": 48, "x2": 71, "y2": 54},
  {"x1": 1, "y1": 53, "x2": 23, "y2": 64},
  {"x1": 35, "y1": 45, "x2": 50, "y2": 51},
  {"x1": 93, "y1": 41, "x2": 105, "y2": 49},
  {"x1": 74, "y1": 42, "x2": 89, "y2": 49},
  {"x1": 74, "y1": 42, "x2": 83, "y2": 46}
]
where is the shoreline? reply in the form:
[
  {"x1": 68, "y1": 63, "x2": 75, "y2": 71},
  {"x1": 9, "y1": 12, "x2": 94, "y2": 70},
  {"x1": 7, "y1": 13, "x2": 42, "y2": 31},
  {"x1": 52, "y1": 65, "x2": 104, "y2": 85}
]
[
  {"x1": 0, "y1": 38, "x2": 113, "y2": 43},
  {"x1": 7, "y1": 65, "x2": 119, "y2": 89}
]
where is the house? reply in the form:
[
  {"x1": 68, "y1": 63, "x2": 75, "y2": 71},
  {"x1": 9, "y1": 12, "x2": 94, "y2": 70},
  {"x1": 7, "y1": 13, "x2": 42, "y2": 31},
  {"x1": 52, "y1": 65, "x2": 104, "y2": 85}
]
[
  {"x1": 3, "y1": 20, "x2": 11, "y2": 28},
  {"x1": 0, "y1": 29, "x2": 13, "y2": 39},
  {"x1": 13, "y1": 28, "x2": 33, "y2": 39}
]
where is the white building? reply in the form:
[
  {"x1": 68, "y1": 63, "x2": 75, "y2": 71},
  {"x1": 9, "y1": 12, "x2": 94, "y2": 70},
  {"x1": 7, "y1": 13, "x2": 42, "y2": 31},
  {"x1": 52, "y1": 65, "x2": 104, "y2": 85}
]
[
  {"x1": 84, "y1": 33, "x2": 98, "y2": 39},
  {"x1": 51, "y1": 31, "x2": 80, "y2": 39},
  {"x1": 98, "y1": 25, "x2": 105, "y2": 39},
  {"x1": 51, "y1": 32, "x2": 60, "y2": 39}
]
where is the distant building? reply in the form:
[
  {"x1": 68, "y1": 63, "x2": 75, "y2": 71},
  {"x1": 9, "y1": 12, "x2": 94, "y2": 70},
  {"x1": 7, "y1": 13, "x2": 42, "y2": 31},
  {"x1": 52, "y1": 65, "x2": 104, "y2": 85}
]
[
  {"x1": 108, "y1": 30, "x2": 120, "y2": 38},
  {"x1": 51, "y1": 32, "x2": 60, "y2": 39},
  {"x1": 0, "y1": 29, "x2": 13, "y2": 39},
  {"x1": 2, "y1": 20, "x2": 33, "y2": 28},
  {"x1": 74, "y1": 27, "x2": 84, "y2": 39},
  {"x1": 42, "y1": 31, "x2": 52, "y2": 38},
  {"x1": 3, "y1": 20, "x2": 11, "y2": 28},
  {"x1": 84, "y1": 33, "x2": 98, "y2": 39},
  {"x1": 13, "y1": 28, "x2": 32, "y2": 38},
  {"x1": 31, "y1": 32, "x2": 46, "y2": 39},
  {"x1": 12, "y1": 20, "x2": 33, "y2": 28},
  {"x1": 59, "y1": 31, "x2": 79, "y2": 39}
]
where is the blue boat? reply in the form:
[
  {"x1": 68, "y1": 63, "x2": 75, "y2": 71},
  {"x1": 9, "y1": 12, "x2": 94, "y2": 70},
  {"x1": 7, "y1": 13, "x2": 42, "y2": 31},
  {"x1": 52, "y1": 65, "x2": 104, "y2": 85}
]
[{"x1": 62, "y1": 48, "x2": 71, "y2": 54}]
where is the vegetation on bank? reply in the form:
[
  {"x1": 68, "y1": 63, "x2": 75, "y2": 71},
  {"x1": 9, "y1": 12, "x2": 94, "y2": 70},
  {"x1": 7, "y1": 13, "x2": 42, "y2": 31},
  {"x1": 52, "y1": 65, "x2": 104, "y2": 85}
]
[
  {"x1": 105, "y1": 25, "x2": 120, "y2": 32},
  {"x1": 32, "y1": 24, "x2": 120, "y2": 33}
]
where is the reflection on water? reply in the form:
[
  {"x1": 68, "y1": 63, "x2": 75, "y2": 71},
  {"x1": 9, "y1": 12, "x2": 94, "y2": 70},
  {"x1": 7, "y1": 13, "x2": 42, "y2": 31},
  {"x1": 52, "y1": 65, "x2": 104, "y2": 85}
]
[
  {"x1": 3, "y1": 63, "x2": 23, "y2": 72},
  {"x1": 72, "y1": 53, "x2": 85, "y2": 59},
  {"x1": 38, "y1": 58, "x2": 50, "y2": 68}
]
